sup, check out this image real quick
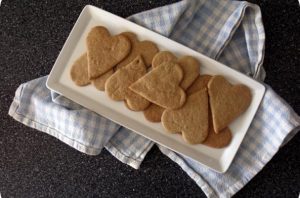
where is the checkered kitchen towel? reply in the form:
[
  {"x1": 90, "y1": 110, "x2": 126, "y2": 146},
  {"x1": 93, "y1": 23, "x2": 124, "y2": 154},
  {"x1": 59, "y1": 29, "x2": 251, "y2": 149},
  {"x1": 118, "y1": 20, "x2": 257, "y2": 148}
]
[{"x1": 9, "y1": 0, "x2": 300, "y2": 197}]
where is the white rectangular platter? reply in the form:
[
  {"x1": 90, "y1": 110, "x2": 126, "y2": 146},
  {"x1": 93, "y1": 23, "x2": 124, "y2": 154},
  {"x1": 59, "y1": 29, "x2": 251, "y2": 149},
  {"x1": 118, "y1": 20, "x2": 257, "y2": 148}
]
[{"x1": 46, "y1": 5, "x2": 265, "y2": 173}]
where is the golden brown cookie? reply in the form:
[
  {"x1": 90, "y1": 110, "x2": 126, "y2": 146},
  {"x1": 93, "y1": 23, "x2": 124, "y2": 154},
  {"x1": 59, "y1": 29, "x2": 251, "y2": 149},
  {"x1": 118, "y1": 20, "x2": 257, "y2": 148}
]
[
  {"x1": 202, "y1": 108, "x2": 232, "y2": 148},
  {"x1": 208, "y1": 75, "x2": 252, "y2": 132},
  {"x1": 143, "y1": 52, "x2": 176, "y2": 122},
  {"x1": 203, "y1": 121, "x2": 232, "y2": 148},
  {"x1": 152, "y1": 52, "x2": 200, "y2": 89},
  {"x1": 143, "y1": 52, "x2": 200, "y2": 122},
  {"x1": 130, "y1": 62, "x2": 186, "y2": 109},
  {"x1": 161, "y1": 89, "x2": 209, "y2": 144},
  {"x1": 143, "y1": 104, "x2": 165, "y2": 122},
  {"x1": 70, "y1": 53, "x2": 90, "y2": 86},
  {"x1": 115, "y1": 32, "x2": 159, "y2": 70},
  {"x1": 86, "y1": 26, "x2": 131, "y2": 79},
  {"x1": 152, "y1": 51, "x2": 177, "y2": 68},
  {"x1": 124, "y1": 95, "x2": 150, "y2": 111},
  {"x1": 177, "y1": 56, "x2": 200, "y2": 90},
  {"x1": 105, "y1": 56, "x2": 150, "y2": 111},
  {"x1": 91, "y1": 70, "x2": 114, "y2": 91},
  {"x1": 187, "y1": 75, "x2": 212, "y2": 95},
  {"x1": 182, "y1": 74, "x2": 232, "y2": 148}
]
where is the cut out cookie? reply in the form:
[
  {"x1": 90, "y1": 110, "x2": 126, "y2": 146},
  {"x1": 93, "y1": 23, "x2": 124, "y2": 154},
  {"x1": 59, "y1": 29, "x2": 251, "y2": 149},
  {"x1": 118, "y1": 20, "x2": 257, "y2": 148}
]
[
  {"x1": 161, "y1": 89, "x2": 209, "y2": 144},
  {"x1": 208, "y1": 75, "x2": 252, "y2": 133},
  {"x1": 116, "y1": 32, "x2": 159, "y2": 70},
  {"x1": 187, "y1": 75, "x2": 212, "y2": 95},
  {"x1": 185, "y1": 74, "x2": 232, "y2": 147},
  {"x1": 205, "y1": 101, "x2": 232, "y2": 148},
  {"x1": 105, "y1": 56, "x2": 150, "y2": 111},
  {"x1": 203, "y1": 114, "x2": 232, "y2": 148},
  {"x1": 124, "y1": 94, "x2": 150, "y2": 111},
  {"x1": 143, "y1": 104, "x2": 165, "y2": 122},
  {"x1": 152, "y1": 51, "x2": 200, "y2": 89},
  {"x1": 92, "y1": 70, "x2": 114, "y2": 91},
  {"x1": 177, "y1": 56, "x2": 200, "y2": 90},
  {"x1": 143, "y1": 52, "x2": 200, "y2": 122},
  {"x1": 70, "y1": 53, "x2": 90, "y2": 86},
  {"x1": 130, "y1": 62, "x2": 186, "y2": 109},
  {"x1": 86, "y1": 26, "x2": 131, "y2": 79},
  {"x1": 152, "y1": 51, "x2": 177, "y2": 68}
]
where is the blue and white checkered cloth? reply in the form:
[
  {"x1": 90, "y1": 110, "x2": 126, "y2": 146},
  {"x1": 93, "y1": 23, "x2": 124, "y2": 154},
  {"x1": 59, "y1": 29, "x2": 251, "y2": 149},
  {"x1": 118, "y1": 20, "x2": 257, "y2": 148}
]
[{"x1": 9, "y1": 0, "x2": 300, "y2": 197}]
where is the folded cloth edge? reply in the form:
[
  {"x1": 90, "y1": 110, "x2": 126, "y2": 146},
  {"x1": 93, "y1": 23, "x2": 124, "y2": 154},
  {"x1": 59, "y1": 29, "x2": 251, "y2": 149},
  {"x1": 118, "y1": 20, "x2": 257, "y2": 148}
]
[
  {"x1": 8, "y1": 84, "x2": 103, "y2": 155},
  {"x1": 105, "y1": 141, "x2": 154, "y2": 169}
]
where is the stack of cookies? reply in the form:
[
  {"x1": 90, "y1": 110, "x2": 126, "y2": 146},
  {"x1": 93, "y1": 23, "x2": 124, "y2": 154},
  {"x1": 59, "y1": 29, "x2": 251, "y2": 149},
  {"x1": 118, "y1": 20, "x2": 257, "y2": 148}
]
[{"x1": 71, "y1": 26, "x2": 252, "y2": 148}]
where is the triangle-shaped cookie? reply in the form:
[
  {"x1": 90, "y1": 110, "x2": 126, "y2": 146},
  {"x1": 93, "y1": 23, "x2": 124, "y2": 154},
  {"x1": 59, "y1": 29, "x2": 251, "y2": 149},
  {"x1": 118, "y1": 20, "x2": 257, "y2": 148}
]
[{"x1": 130, "y1": 62, "x2": 186, "y2": 109}]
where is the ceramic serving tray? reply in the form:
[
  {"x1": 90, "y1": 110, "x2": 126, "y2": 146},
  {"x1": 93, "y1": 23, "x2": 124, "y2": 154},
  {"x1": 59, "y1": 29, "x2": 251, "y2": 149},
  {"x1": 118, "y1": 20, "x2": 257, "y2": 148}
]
[{"x1": 46, "y1": 5, "x2": 265, "y2": 173}]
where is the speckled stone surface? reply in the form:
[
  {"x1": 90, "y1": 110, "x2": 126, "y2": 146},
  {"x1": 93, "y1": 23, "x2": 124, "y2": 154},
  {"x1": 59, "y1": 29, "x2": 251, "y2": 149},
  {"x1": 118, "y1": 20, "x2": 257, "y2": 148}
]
[{"x1": 0, "y1": 0, "x2": 299, "y2": 197}]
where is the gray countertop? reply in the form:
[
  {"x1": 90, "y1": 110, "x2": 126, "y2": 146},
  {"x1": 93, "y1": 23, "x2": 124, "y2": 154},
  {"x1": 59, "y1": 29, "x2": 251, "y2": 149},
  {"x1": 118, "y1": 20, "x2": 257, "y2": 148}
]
[{"x1": 0, "y1": 0, "x2": 299, "y2": 197}]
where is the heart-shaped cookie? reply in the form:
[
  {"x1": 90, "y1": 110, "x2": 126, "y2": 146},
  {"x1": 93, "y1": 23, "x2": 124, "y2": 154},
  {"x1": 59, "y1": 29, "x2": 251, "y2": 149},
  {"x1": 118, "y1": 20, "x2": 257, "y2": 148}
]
[
  {"x1": 187, "y1": 75, "x2": 212, "y2": 95},
  {"x1": 70, "y1": 52, "x2": 114, "y2": 91},
  {"x1": 86, "y1": 26, "x2": 131, "y2": 79},
  {"x1": 208, "y1": 75, "x2": 251, "y2": 132},
  {"x1": 124, "y1": 93, "x2": 151, "y2": 111},
  {"x1": 130, "y1": 62, "x2": 186, "y2": 109},
  {"x1": 185, "y1": 74, "x2": 232, "y2": 147},
  {"x1": 177, "y1": 56, "x2": 200, "y2": 89},
  {"x1": 203, "y1": 114, "x2": 232, "y2": 148},
  {"x1": 143, "y1": 52, "x2": 200, "y2": 122},
  {"x1": 70, "y1": 53, "x2": 90, "y2": 86},
  {"x1": 152, "y1": 51, "x2": 177, "y2": 67},
  {"x1": 116, "y1": 32, "x2": 159, "y2": 70},
  {"x1": 91, "y1": 69, "x2": 114, "y2": 91},
  {"x1": 160, "y1": 75, "x2": 232, "y2": 147},
  {"x1": 206, "y1": 102, "x2": 232, "y2": 148},
  {"x1": 152, "y1": 51, "x2": 200, "y2": 89},
  {"x1": 105, "y1": 56, "x2": 150, "y2": 111},
  {"x1": 143, "y1": 103, "x2": 165, "y2": 122},
  {"x1": 161, "y1": 89, "x2": 209, "y2": 144}
]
